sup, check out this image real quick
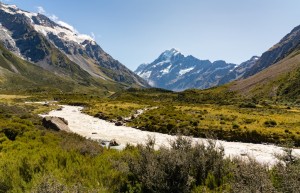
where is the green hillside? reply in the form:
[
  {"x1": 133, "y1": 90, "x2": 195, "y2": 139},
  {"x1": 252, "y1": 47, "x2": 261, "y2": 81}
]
[
  {"x1": 230, "y1": 49, "x2": 300, "y2": 102},
  {"x1": 0, "y1": 43, "x2": 124, "y2": 95}
]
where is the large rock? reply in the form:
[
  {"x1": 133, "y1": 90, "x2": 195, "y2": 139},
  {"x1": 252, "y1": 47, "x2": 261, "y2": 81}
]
[
  {"x1": 42, "y1": 116, "x2": 71, "y2": 132},
  {"x1": 115, "y1": 121, "x2": 124, "y2": 126},
  {"x1": 109, "y1": 139, "x2": 119, "y2": 146},
  {"x1": 94, "y1": 112, "x2": 109, "y2": 120}
]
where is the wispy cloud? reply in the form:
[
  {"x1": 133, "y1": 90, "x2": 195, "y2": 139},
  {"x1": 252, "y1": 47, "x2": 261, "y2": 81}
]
[
  {"x1": 36, "y1": 6, "x2": 45, "y2": 14},
  {"x1": 49, "y1": 14, "x2": 58, "y2": 21},
  {"x1": 91, "y1": 32, "x2": 95, "y2": 40}
]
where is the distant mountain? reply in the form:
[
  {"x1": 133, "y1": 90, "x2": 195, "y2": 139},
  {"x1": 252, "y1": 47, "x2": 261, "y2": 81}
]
[
  {"x1": 230, "y1": 25, "x2": 300, "y2": 100},
  {"x1": 218, "y1": 56, "x2": 260, "y2": 85},
  {"x1": 0, "y1": 3, "x2": 148, "y2": 88},
  {"x1": 135, "y1": 48, "x2": 239, "y2": 91}
]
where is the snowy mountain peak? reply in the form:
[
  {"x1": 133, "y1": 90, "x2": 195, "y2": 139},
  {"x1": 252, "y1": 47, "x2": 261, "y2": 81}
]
[
  {"x1": 0, "y1": 3, "x2": 19, "y2": 12},
  {"x1": 250, "y1": 56, "x2": 260, "y2": 61},
  {"x1": 135, "y1": 49, "x2": 237, "y2": 91},
  {"x1": 0, "y1": 3, "x2": 94, "y2": 45},
  {"x1": 160, "y1": 48, "x2": 182, "y2": 60},
  {"x1": 0, "y1": 3, "x2": 37, "y2": 20}
]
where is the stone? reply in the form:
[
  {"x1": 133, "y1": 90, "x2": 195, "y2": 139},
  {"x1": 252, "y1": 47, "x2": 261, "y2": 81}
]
[
  {"x1": 42, "y1": 116, "x2": 71, "y2": 132},
  {"x1": 94, "y1": 112, "x2": 108, "y2": 120},
  {"x1": 115, "y1": 121, "x2": 123, "y2": 126},
  {"x1": 109, "y1": 139, "x2": 119, "y2": 146}
]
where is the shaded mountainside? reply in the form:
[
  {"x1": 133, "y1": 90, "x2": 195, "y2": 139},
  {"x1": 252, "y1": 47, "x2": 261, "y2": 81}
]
[
  {"x1": 0, "y1": 3, "x2": 147, "y2": 88},
  {"x1": 0, "y1": 43, "x2": 74, "y2": 92},
  {"x1": 135, "y1": 48, "x2": 237, "y2": 91},
  {"x1": 0, "y1": 43, "x2": 124, "y2": 94}
]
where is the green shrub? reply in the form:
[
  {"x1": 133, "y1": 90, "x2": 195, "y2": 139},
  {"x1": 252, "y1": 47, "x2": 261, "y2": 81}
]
[
  {"x1": 232, "y1": 123, "x2": 240, "y2": 129},
  {"x1": 264, "y1": 120, "x2": 277, "y2": 127},
  {"x1": 239, "y1": 102, "x2": 256, "y2": 108},
  {"x1": 126, "y1": 136, "x2": 230, "y2": 193}
]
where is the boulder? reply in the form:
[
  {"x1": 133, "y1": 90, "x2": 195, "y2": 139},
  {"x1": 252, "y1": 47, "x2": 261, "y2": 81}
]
[
  {"x1": 94, "y1": 112, "x2": 109, "y2": 120},
  {"x1": 42, "y1": 116, "x2": 71, "y2": 132},
  {"x1": 109, "y1": 139, "x2": 119, "y2": 146},
  {"x1": 115, "y1": 121, "x2": 123, "y2": 126}
]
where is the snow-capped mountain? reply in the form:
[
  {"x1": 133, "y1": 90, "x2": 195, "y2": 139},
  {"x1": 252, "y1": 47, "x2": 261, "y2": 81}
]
[
  {"x1": 135, "y1": 48, "x2": 238, "y2": 91},
  {"x1": 0, "y1": 3, "x2": 147, "y2": 87},
  {"x1": 218, "y1": 56, "x2": 260, "y2": 85}
]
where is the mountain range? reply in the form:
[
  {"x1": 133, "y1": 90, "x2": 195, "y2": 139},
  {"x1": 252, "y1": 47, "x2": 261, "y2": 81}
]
[
  {"x1": 1, "y1": 2, "x2": 300, "y2": 101},
  {"x1": 135, "y1": 23, "x2": 300, "y2": 96},
  {"x1": 0, "y1": 2, "x2": 148, "y2": 93},
  {"x1": 135, "y1": 48, "x2": 259, "y2": 91}
]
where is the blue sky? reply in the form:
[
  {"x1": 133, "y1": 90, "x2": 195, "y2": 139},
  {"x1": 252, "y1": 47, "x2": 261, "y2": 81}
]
[{"x1": 2, "y1": 0, "x2": 300, "y2": 70}]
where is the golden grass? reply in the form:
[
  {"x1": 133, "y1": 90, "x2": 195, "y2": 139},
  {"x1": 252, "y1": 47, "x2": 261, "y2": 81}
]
[
  {"x1": 0, "y1": 94, "x2": 28, "y2": 100},
  {"x1": 176, "y1": 104, "x2": 300, "y2": 137},
  {"x1": 83, "y1": 101, "x2": 147, "y2": 119}
]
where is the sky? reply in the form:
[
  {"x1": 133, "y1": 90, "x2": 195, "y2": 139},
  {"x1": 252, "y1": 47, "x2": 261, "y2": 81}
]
[{"x1": 2, "y1": 0, "x2": 300, "y2": 70}]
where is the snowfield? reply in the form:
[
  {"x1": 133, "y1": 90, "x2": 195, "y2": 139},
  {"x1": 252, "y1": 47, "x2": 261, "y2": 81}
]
[{"x1": 41, "y1": 105, "x2": 300, "y2": 166}]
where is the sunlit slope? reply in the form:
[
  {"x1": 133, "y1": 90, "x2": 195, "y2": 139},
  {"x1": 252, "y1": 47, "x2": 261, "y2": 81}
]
[{"x1": 230, "y1": 50, "x2": 300, "y2": 100}]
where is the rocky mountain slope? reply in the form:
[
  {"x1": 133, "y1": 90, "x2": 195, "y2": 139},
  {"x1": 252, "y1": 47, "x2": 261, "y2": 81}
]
[
  {"x1": 230, "y1": 25, "x2": 300, "y2": 100},
  {"x1": 243, "y1": 25, "x2": 300, "y2": 78},
  {"x1": 135, "y1": 48, "x2": 242, "y2": 91},
  {"x1": 0, "y1": 3, "x2": 147, "y2": 88}
]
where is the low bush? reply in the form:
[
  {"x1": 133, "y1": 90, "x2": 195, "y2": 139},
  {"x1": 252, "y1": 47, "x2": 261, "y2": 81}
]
[{"x1": 264, "y1": 120, "x2": 277, "y2": 127}]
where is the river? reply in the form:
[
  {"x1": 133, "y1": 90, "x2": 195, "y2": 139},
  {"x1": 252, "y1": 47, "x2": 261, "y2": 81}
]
[{"x1": 41, "y1": 105, "x2": 300, "y2": 166}]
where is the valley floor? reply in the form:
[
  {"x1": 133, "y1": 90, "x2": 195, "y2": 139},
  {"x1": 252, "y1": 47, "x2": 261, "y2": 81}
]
[
  {"x1": 42, "y1": 105, "x2": 300, "y2": 166},
  {"x1": 1, "y1": 94, "x2": 300, "y2": 192}
]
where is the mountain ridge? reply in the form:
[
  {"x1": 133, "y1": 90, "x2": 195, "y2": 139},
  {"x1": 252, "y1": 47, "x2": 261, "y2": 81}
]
[
  {"x1": 135, "y1": 48, "x2": 255, "y2": 91},
  {"x1": 229, "y1": 24, "x2": 300, "y2": 100}
]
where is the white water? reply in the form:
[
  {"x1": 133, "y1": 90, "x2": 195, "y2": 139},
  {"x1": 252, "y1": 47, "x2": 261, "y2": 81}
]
[{"x1": 41, "y1": 105, "x2": 300, "y2": 166}]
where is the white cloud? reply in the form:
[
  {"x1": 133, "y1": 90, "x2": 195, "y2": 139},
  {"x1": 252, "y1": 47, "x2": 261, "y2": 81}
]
[
  {"x1": 49, "y1": 14, "x2": 58, "y2": 21},
  {"x1": 36, "y1": 6, "x2": 45, "y2": 14},
  {"x1": 56, "y1": 20, "x2": 77, "y2": 32},
  {"x1": 91, "y1": 32, "x2": 95, "y2": 39}
]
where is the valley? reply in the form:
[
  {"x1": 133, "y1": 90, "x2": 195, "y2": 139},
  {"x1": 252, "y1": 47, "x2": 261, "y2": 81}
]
[
  {"x1": 1, "y1": 92, "x2": 300, "y2": 192},
  {"x1": 1, "y1": 1, "x2": 300, "y2": 192}
]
